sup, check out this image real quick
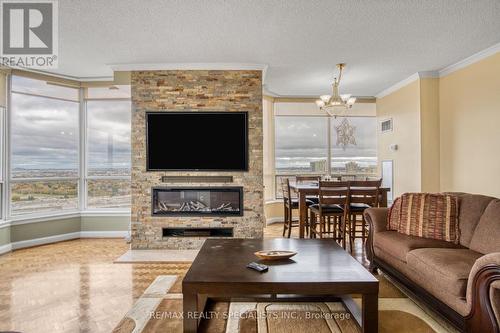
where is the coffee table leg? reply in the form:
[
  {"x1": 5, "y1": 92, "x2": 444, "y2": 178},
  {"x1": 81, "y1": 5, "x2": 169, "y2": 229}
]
[
  {"x1": 362, "y1": 293, "x2": 378, "y2": 333},
  {"x1": 183, "y1": 290, "x2": 198, "y2": 333}
]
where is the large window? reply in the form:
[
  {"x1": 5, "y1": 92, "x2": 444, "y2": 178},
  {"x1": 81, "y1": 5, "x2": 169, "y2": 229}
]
[
  {"x1": 274, "y1": 114, "x2": 378, "y2": 197},
  {"x1": 8, "y1": 76, "x2": 132, "y2": 216},
  {"x1": 10, "y1": 76, "x2": 79, "y2": 216},
  {"x1": 85, "y1": 88, "x2": 131, "y2": 209}
]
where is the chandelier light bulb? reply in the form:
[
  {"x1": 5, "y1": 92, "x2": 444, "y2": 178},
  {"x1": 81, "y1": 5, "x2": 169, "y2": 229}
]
[
  {"x1": 316, "y1": 63, "x2": 356, "y2": 113},
  {"x1": 320, "y1": 95, "x2": 331, "y2": 103},
  {"x1": 341, "y1": 94, "x2": 351, "y2": 101}
]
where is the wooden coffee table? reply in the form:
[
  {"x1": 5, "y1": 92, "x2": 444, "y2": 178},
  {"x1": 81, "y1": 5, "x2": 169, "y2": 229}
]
[{"x1": 183, "y1": 238, "x2": 379, "y2": 333}]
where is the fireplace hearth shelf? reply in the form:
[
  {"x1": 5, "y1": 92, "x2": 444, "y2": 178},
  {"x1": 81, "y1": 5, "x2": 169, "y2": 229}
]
[
  {"x1": 163, "y1": 227, "x2": 233, "y2": 238},
  {"x1": 152, "y1": 187, "x2": 243, "y2": 216}
]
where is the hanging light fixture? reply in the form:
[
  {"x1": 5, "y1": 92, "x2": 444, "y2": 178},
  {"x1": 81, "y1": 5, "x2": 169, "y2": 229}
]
[{"x1": 316, "y1": 63, "x2": 356, "y2": 116}]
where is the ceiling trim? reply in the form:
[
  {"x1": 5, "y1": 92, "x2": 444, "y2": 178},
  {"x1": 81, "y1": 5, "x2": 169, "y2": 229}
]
[
  {"x1": 108, "y1": 62, "x2": 268, "y2": 82},
  {"x1": 376, "y1": 42, "x2": 500, "y2": 99},
  {"x1": 375, "y1": 71, "x2": 438, "y2": 99},
  {"x1": 439, "y1": 42, "x2": 500, "y2": 77},
  {"x1": 7, "y1": 66, "x2": 113, "y2": 82}
]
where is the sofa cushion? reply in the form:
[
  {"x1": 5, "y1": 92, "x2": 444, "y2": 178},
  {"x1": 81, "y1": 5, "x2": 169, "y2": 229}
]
[
  {"x1": 387, "y1": 193, "x2": 460, "y2": 243},
  {"x1": 469, "y1": 199, "x2": 500, "y2": 254},
  {"x1": 406, "y1": 248, "x2": 482, "y2": 297},
  {"x1": 447, "y1": 192, "x2": 496, "y2": 247},
  {"x1": 374, "y1": 231, "x2": 462, "y2": 263}
]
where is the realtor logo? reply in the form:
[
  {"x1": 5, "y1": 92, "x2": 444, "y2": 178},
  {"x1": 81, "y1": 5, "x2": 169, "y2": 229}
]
[{"x1": 1, "y1": 0, "x2": 58, "y2": 68}]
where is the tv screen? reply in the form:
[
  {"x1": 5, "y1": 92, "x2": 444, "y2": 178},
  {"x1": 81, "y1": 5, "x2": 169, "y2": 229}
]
[{"x1": 146, "y1": 112, "x2": 248, "y2": 171}]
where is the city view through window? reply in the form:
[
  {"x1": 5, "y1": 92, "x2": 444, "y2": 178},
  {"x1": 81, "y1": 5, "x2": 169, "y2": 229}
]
[
  {"x1": 275, "y1": 116, "x2": 378, "y2": 195},
  {"x1": 10, "y1": 76, "x2": 131, "y2": 215}
]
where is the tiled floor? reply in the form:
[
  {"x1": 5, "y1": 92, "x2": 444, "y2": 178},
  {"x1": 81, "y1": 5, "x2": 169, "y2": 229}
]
[
  {"x1": 0, "y1": 238, "x2": 191, "y2": 333},
  {"x1": 0, "y1": 223, "x2": 368, "y2": 333}
]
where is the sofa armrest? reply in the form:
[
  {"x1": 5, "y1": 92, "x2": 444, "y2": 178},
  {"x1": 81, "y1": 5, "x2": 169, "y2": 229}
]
[
  {"x1": 465, "y1": 252, "x2": 500, "y2": 333},
  {"x1": 364, "y1": 207, "x2": 389, "y2": 272},
  {"x1": 364, "y1": 207, "x2": 389, "y2": 233}
]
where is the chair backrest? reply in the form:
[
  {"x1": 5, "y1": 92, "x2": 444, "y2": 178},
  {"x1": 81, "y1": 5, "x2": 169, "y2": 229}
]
[
  {"x1": 349, "y1": 179, "x2": 382, "y2": 188},
  {"x1": 318, "y1": 181, "x2": 350, "y2": 207},
  {"x1": 349, "y1": 180, "x2": 381, "y2": 207},
  {"x1": 281, "y1": 178, "x2": 293, "y2": 206},
  {"x1": 296, "y1": 175, "x2": 320, "y2": 184}
]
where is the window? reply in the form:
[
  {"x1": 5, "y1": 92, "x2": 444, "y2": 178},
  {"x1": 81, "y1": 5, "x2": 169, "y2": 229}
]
[
  {"x1": 10, "y1": 76, "x2": 80, "y2": 216},
  {"x1": 331, "y1": 117, "x2": 378, "y2": 178},
  {"x1": 275, "y1": 116, "x2": 328, "y2": 175},
  {"x1": 85, "y1": 87, "x2": 131, "y2": 209},
  {"x1": 274, "y1": 114, "x2": 378, "y2": 198},
  {"x1": 7, "y1": 76, "x2": 132, "y2": 217},
  {"x1": 0, "y1": 106, "x2": 4, "y2": 219}
]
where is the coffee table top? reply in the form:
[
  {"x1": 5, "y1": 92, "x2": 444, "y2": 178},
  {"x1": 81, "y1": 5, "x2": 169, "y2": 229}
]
[{"x1": 183, "y1": 238, "x2": 378, "y2": 286}]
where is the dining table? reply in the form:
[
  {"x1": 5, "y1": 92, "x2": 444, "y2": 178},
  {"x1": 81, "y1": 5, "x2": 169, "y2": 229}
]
[{"x1": 290, "y1": 183, "x2": 391, "y2": 238}]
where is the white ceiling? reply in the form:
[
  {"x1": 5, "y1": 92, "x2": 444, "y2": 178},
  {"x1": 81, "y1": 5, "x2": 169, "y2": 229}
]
[{"x1": 51, "y1": 0, "x2": 500, "y2": 96}]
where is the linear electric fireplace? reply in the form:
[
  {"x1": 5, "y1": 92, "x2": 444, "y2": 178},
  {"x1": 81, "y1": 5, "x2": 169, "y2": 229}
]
[{"x1": 152, "y1": 187, "x2": 243, "y2": 216}]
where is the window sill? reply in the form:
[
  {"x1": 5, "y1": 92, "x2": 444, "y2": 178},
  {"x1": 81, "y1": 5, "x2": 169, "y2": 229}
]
[
  {"x1": 7, "y1": 210, "x2": 131, "y2": 226},
  {"x1": 81, "y1": 210, "x2": 131, "y2": 217}
]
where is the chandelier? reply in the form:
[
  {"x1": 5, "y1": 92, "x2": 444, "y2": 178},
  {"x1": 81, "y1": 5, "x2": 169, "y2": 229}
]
[{"x1": 315, "y1": 63, "x2": 356, "y2": 116}]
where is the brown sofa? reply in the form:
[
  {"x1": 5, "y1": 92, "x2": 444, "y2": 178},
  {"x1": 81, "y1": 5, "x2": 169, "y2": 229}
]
[{"x1": 364, "y1": 193, "x2": 500, "y2": 333}]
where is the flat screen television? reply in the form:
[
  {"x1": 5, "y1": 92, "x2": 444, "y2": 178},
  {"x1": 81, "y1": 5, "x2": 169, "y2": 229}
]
[{"x1": 146, "y1": 111, "x2": 248, "y2": 171}]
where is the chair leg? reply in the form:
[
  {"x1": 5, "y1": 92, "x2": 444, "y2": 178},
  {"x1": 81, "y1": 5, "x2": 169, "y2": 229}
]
[
  {"x1": 310, "y1": 212, "x2": 316, "y2": 238},
  {"x1": 342, "y1": 216, "x2": 347, "y2": 250},
  {"x1": 361, "y1": 215, "x2": 366, "y2": 243},
  {"x1": 349, "y1": 214, "x2": 354, "y2": 253},
  {"x1": 287, "y1": 210, "x2": 292, "y2": 238},
  {"x1": 282, "y1": 204, "x2": 287, "y2": 237},
  {"x1": 305, "y1": 209, "x2": 309, "y2": 237}
]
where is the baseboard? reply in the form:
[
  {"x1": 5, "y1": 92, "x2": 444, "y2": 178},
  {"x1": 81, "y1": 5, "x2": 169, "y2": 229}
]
[
  {"x1": 6, "y1": 231, "x2": 129, "y2": 252},
  {"x1": 80, "y1": 231, "x2": 128, "y2": 238},
  {"x1": 0, "y1": 243, "x2": 12, "y2": 255},
  {"x1": 11, "y1": 232, "x2": 81, "y2": 250},
  {"x1": 266, "y1": 217, "x2": 283, "y2": 225}
]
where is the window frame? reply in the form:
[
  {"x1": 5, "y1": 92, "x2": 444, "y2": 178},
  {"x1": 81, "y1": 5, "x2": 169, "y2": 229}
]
[
  {"x1": 0, "y1": 106, "x2": 5, "y2": 220},
  {"x1": 83, "y1": 96, "x2": 131, "y2": 211},
  {"x1": 273, "y1": 113, "x2": 378, "y2": 199},
  {"x1": 5, "y1": 74, "x2": 132, "y2": 219},
  {"x1": 8, "y1": 77, "x2": 81, "y2": 218}
]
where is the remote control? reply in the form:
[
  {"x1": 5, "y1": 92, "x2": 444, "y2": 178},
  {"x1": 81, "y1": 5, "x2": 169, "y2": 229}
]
[{"x1": 247, "y1": 262, "x2": 268, "y2": 272}]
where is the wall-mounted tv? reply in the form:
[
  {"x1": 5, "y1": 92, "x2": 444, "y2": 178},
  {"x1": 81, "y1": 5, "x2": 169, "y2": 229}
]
[{"x1": 146, "y1": 112, "x2": 248, "y2": 171}]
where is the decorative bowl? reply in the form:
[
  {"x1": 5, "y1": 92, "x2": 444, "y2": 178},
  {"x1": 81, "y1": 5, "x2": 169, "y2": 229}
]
[{"x1": 254, "y1": 250, "x2": 297, "y2": 261}]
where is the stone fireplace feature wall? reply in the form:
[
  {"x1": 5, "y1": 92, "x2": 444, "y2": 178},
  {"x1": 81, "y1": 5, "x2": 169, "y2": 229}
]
[{"x1": 131, "y1": 70, "x2": 264, "y2": 249}]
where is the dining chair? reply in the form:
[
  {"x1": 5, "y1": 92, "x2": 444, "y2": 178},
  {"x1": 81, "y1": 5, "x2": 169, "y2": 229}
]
[
  {"x1": 281, "y1": 178, "x2": 314, "y2": 238},
  {"x1": 296, "y1": 175, "x2": 321, "y2": 204},
  {"x1": 308, "y1": 181, "x2": 350, "y2": 248},
  {"x1": 347, "y1": 179, "x2": 382, "y2": 252}
]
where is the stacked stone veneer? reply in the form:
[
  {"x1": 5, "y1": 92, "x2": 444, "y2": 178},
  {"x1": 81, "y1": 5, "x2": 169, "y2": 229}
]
[{"x1": 131, "y1": 70, "x2": 264, "y2": 249}]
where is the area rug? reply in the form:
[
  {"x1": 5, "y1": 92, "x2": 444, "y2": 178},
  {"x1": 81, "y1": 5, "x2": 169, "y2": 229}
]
[{"x1": 112, "y1": 273, "x2": 453, "y2": 333}]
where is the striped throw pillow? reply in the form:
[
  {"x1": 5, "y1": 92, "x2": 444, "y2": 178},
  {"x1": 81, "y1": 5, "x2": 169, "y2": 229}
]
[{"x1": 387, "y1": 193, "x2": 460, "y2": 243}]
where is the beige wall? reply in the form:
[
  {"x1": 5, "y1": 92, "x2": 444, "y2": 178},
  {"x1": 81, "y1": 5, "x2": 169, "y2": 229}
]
[
  {"x1": 440, "y1": 52, "x2": 500, "y2": 197},
  {"x1": 419, "y1": 78, "x2": 440, "y2": 192},
  {"x1": 377, "y1": 80, "x2": 422, "y2": 196},
  {"x1": 377, "y1": 52, "x2": 500, "y2": 198}
]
